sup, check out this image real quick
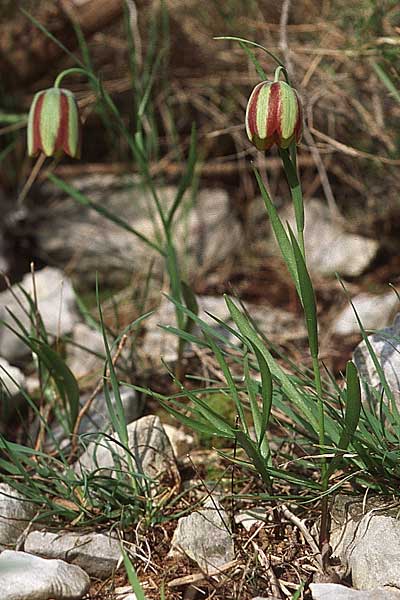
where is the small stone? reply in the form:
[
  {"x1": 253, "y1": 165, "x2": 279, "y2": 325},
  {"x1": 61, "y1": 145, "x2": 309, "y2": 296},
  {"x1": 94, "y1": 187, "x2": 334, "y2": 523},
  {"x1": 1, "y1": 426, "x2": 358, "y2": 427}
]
[
  {"x1": 163, "y1": 424, "x2": 194, "y2": 457},
  {"x1": 24, "y1": 530, "x2": 121, "y2": 579},
  {"x1": 310, "y1": 583, "x2": 400, "y2": 600},
  {"x1": 0, "y1": 484, "x2": 37, "y2": 548},
  {"x1": 170, "y1": 497, "x2": 234, "y2": 573},
  {"x1": 0, "y1": 549, "x2": 90, "y2": 600},
  {"x1": 74, "y1": 415, "x2": 177, "y2": 493},
  {"x1": 0, "y1": 267, "x2": 78, "y2": 361},
  {"x1": 353, "y1": 313, "x2": 400, "y2": 406},
  {"x1": 333, "y1": 292, "x2": 398, "y2": 337}
]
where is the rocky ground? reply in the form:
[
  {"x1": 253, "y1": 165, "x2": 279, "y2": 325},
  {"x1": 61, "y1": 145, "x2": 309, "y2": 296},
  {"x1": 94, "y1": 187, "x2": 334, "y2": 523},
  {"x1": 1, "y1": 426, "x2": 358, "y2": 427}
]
[{"x1": 1, "y1": 177, "x2": 400, "y2": 599}]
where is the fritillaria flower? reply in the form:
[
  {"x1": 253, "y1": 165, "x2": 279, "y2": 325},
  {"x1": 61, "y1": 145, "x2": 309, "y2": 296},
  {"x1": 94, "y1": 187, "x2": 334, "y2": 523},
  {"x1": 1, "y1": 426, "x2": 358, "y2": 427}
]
[
  {"x1": 245, "y1": 79, "x2": 303, "y2": 151},
  {"x1": 27, "y1": 87, "x2": 81, "y2": 159}
]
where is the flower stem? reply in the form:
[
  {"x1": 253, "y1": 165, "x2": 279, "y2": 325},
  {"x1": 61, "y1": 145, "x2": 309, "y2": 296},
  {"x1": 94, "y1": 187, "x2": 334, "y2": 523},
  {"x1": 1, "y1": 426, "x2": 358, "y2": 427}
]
[{"x1": 54, "y1": 67, "x2": 96, "y2": 89}]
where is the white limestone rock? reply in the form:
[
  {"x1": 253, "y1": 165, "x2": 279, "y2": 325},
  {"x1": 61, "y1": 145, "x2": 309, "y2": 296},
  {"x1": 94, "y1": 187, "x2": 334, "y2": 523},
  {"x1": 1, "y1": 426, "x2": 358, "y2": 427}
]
[
  {"x1": 353, "y1": 313, "x2": 400, "y2": 405},
  {"x1": 74, "y1": 415, "x2": 177, "y2": 494},
  {"x1": 162, "y1": 424, "x2": 194, "y2": 458},
  {"x1": 334, "y1": 292, "x2": 398, "y2": 336},
  {"x1": 0, "y1": 549, "x2": 90, "y2": 600},
  {"x1": 310, "y1": 583, "x2": 400, "y2": 600},
  {"x1": 0, "y1": 484, "x2": 37, "y2": 549},
  {"x1": 170, "y1": 497, "x2": 234, "y2": 573},
  {"x1": 32, "y1": 177, "x2": 242, "y2": 285},
  {"x1": 66, "y1": 323, "x2": 104, "y2": 379},
  {"x1": 46, "y1": 385, "x2": 142, "y2": 452},
  {"x1": 25, "y1": 530, "x2": 121, "y2": 579},
  {"x1": 0, "y1": 267, "x2": 78, "y2": 361},
  {"x1": 282, "y1": 199, "x2": 378, "y2": 277},
  {"x1": 330, "y1": 495, "x2": 400, "y2": 590}
]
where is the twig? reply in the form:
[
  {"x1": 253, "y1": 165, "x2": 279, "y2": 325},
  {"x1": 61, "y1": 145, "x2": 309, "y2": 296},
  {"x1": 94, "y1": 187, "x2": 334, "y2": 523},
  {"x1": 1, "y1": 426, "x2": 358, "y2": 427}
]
[
  {"x1": 303, "y1": 128, "x2": 343, "y2": 221},
  {"x1": 252, "y1": 540, "x2": 284, "y2": 600},
  {"x1": 279, "y1": 0, "x2": 294, "y2": 77},
  {"x1": 17, "y1": 153, "x2": 46, "y2": 206},
  {"x1": 167, "y1": 560, "x2": 239, "y2": 587},
  {"x1": 280, "y1": 504, "x2": 323, "y2": 571},
  {"x1": 309, "y1": 126, "x2": 400, "y2": 165}
]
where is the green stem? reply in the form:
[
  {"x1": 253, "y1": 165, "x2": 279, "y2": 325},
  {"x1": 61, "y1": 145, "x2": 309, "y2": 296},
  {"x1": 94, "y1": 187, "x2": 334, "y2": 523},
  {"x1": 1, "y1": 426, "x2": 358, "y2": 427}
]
[
  {"x1": 54, "y1": 67, "x2": 97, "y2": 89},
  {"x1": 312, "y1": 354, "x2": 329, "y2": 545},
  {"x1": 279, "y1": 147, "x2": 305, "y2": 258},
  {"x1": 274, "y1": 66, "x2": 286, "y2": 82}
]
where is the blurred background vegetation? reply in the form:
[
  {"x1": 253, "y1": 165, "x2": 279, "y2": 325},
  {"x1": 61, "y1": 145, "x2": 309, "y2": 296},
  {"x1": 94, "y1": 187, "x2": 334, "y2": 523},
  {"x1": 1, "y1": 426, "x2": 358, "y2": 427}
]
[{"x1": 0, "y1": 0, "x2": 399, "y2": 302}]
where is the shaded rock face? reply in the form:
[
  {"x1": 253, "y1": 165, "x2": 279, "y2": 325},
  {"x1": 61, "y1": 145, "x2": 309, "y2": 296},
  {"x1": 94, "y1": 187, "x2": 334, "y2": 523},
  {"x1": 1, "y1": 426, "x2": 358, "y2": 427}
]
[
  {"x1": 0, "y1": 549, "x2": 90, "y2": 600},
  {"x1": 334, "y1": 292, "x2": 398, "y2": 337},
  {"x1": 24, "y1": 530, "x2": 121, "y2": 579},
  {"x1": 330, "y1": 495, "x2": 400, "y2": 590},
  {"x1": 0, "y1": 483, "x2": 37, "y2": 549},
  {"x1": 0, "y1": 267, "x2": 78, "y2": 361},
  {"x1": 353, "y1": 313, "x2": 400, "y2": 406},
  {"x1": 170, "y1": 497, "x2": 234, "y2": 574},
  {"x1": 29, "y1": 176, "x2": 242, "y2": 286},
  {"x1": 74, "y1": 415, "x2": 177, "y2": 494}
]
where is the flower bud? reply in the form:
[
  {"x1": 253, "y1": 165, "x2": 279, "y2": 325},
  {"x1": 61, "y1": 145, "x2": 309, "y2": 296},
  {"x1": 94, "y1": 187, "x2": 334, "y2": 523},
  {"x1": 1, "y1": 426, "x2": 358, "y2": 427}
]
[
  {"x1": 27, "y1": 88, "x2": 81, "y2": 159},
  {"x1": 245, "y1": 80, "x2": 303, "y2": 151}
]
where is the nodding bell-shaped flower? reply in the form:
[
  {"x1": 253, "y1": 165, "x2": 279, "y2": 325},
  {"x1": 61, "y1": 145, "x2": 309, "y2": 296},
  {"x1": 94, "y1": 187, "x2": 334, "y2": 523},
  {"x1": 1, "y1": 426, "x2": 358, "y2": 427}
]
[
  {"x1": 27, "y1": 87, "x2": 81, "y2": 159},
  {"x1": 245, "y1": 80, "x2": 303, "y2": 151}
]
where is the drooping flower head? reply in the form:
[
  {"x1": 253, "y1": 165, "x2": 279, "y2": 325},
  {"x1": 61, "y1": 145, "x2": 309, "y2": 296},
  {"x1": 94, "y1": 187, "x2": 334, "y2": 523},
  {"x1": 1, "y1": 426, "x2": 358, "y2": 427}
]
[
  {"x1": 27, "y1": 87, "x2": 81, "y2": 159},
  {"x1": 245, "y1": 79, "x2": 303, "y2": 151}
]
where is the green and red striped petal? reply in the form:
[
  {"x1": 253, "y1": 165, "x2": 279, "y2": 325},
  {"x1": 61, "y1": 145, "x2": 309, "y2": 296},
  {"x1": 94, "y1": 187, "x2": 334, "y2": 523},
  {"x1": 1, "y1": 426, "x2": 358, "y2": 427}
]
[
  {"x1": 245, "y1": 80, "x2": 303, "y2": 151},
  {"x1": 27, "y1": 88, "x2": 81, "y2": 159}
]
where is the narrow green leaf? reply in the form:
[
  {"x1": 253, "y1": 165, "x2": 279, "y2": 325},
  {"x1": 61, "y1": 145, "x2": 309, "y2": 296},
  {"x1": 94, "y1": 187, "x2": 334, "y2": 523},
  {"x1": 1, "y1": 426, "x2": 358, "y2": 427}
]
[
  {"x1": 252, "y1": 344, "x2": 273, "y2": 456},
  {"x1": 120, "y1": 546, "x2": 146, "y2": 600},
  {"x1": 235, "y1": 430, "x2": 272, "y2": 491},
  {"x1": 225, "y1": 295, "x2": 320, "y2": 432},
  {"x1": 339, "y1": 278, "x2": 399, "y2": 420},
  {"x1": 239, "y1": 41, "x2": 267, "y2": 80},
  {"x1": 328, "y1": 361, "x2": 361, "y2": 477},
  {"x1": 254, "y1": 167, "x2": 300, "y2": 294},
  {"x1": 29, "y1": 338, "x2": 80, "y2": 430},
  {"x1": 204, "y1": 332, "x2": 248, "y2": 433},
  {"x1": 167, "y1": 124, "x2": 197, "y2": 227},
  {"x1": 158, "y1": 398, "x2": 232, "y2": 437},
  {"x1": 289, "y1": 226, "x2": 319, "y2": 360},
  {"x1": 279, "y1": 148, "x2": 304, "y2": 237},
  {"x1": 372, "y1": 62, "x2": 400, "y2": 105}
]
